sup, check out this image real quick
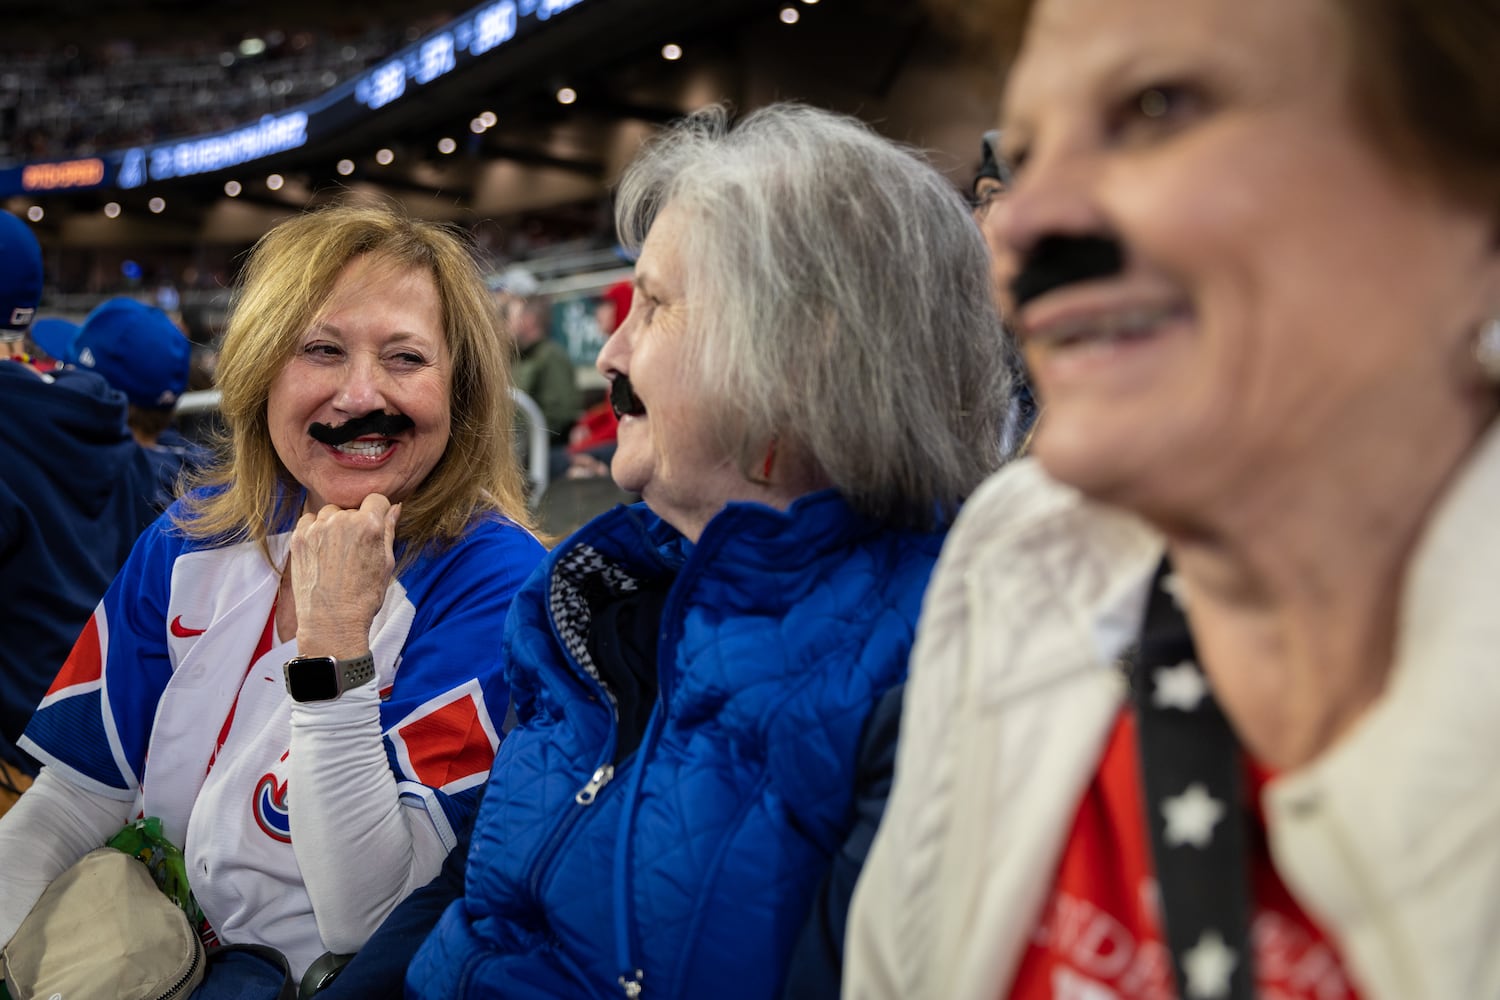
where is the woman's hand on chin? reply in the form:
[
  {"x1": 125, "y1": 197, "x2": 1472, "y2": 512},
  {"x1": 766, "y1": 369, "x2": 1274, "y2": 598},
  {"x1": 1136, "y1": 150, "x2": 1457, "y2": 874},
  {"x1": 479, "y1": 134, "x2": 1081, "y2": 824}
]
[{"x1": 288, "y1": 493, "x2": 402, "y2": 656}]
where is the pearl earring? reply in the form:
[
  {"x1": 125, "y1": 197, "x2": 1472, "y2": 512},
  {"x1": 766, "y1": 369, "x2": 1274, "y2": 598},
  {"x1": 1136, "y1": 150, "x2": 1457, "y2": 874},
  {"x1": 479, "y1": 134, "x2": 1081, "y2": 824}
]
[{"x1": 1478, "y1": 318, "x2": 1500, "y2": 383}]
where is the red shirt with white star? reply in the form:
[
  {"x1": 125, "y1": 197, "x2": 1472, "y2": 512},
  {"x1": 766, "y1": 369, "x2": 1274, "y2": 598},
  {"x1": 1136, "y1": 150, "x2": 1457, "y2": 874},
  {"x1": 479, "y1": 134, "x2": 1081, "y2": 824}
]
[{"x1": 1005, "y1": 708, "x2": 1362, "y2": 1000}]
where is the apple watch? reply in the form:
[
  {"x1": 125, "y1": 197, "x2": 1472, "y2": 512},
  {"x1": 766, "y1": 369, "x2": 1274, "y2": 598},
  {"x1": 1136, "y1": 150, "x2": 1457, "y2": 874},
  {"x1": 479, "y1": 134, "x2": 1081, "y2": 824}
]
[{"x1": 282, "y1": 652, "x2": 375, "y2": 703}]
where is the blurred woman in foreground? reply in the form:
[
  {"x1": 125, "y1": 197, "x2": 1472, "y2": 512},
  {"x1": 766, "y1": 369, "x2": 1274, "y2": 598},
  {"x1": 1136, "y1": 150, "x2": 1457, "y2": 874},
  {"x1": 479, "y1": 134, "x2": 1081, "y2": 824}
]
[{"x1": 847, "y1": 1, "x2": 1500, "y2": 998}]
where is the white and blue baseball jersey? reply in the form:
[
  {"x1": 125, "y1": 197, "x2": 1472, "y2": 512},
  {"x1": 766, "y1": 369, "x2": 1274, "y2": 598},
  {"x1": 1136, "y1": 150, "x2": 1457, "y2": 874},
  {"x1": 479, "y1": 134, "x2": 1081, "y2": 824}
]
[{"x1": 21, "y1": 496, "x2": 544, "y2": 969}]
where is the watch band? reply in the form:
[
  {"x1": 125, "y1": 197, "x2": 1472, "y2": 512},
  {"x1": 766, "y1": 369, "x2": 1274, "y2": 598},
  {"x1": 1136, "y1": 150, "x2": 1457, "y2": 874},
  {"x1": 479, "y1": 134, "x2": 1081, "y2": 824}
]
[
  {"x1": 337, "y1": 652, "x2": 376, "y2": 690},
  {"x1": 283, "y1": 651, "x2": 376, "y2": 702}
]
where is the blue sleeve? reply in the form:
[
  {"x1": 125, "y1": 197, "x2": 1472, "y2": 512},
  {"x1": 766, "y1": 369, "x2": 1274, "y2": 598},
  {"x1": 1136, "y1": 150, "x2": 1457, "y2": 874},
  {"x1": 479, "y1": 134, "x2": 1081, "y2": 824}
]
[
  {"x1": 780, "y1": 682, "x2": 904, "y2": 1000},
  {"x1": 20, "y1": 512, "x2": 180, "y2": 797},
  {"x1": 379, "y1": 518, "x2": 546, "y2": 841}
]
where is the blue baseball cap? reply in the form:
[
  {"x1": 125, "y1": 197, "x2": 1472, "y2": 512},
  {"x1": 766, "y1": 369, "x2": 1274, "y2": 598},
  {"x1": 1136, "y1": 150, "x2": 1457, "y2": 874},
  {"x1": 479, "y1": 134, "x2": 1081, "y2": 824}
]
[
  {"x1": 29, "y1": 316, "x2": 80, "y2": 363},
  {"x1": 0, "y1": 210, "x2": 43, "y2": 339},
  {"x1": 72, "y1": 297, "x2": 191, "y2": 409}
]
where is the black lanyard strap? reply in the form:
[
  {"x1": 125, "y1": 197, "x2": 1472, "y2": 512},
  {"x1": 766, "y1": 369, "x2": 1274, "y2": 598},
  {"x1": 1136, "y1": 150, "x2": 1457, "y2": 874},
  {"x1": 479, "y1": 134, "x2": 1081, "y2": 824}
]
[{"x1": 1127, "y1": 558, "x2": 1256, "y2": 1000}]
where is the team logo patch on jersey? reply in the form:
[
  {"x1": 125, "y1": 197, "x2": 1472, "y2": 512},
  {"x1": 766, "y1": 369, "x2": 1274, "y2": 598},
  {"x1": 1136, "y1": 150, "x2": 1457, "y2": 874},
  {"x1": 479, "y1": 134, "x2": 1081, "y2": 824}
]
[
  {"x1": 252, "y1": 772, "x2": 292, "y2": 843},
  {"x1": 389, "y1": 679, "x2": 500, "y2": 795}
]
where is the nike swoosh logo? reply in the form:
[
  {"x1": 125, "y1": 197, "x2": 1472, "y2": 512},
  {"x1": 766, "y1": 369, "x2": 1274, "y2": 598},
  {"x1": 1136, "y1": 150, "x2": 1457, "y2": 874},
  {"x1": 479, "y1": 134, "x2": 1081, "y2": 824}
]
[{"x1": 170, "y1": 615, "x2": 208, "y2": 638}]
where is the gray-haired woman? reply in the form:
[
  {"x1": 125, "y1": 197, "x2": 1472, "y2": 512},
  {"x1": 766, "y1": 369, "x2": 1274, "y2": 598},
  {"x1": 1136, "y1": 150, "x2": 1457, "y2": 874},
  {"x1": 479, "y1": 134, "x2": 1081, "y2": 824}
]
[{"x1": 321, "y1": 102, "x2": 1015, "y2": 999}]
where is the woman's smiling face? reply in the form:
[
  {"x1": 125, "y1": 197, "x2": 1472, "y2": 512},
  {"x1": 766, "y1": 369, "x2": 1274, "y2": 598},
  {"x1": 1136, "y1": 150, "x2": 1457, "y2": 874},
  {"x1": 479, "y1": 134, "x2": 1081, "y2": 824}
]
[
  {"x1": 993, "y1": 0, "x2": 1500, "y2": 518},
  {"x1": 267, "y1": 254, "x2": 453, "y2": 511}
]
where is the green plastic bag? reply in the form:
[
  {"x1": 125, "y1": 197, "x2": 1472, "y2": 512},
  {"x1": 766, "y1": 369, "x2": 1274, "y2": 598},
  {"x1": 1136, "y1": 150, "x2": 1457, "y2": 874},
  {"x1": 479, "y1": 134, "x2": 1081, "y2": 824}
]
[{"x1": 106, "y1": 816, "x2": 212, "y2": 945}]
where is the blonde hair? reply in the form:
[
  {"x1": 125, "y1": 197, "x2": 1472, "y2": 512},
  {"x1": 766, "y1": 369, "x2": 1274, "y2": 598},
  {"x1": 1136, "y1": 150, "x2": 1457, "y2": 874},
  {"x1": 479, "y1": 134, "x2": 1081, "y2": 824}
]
[{"x1": 175, "y1": 203, "x2": 534, "y2": 566}]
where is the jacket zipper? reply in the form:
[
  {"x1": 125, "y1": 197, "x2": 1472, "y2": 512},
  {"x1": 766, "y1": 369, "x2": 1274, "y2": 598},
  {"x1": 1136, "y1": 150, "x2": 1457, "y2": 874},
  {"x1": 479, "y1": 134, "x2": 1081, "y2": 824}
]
[
  {"x1": 611, "y1": 706, "x2": 663, "y2": 997},
  {"x1": 527, "y1": 737, "x2": 618, "y2": 902},
  {"x1": 608, "y1": 528, "x2": 707, "y2": 999},
  {"x1": 576, "y1": 764, "x2": 615, "y2": 805},
  {"x1": 528, "y1": 554, "x2": 623, "y2": 903}
]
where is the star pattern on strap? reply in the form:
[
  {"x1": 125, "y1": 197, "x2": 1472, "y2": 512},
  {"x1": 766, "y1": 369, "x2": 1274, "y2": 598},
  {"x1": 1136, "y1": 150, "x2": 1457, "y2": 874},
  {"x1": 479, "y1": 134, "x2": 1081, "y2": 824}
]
[
  {"x1": 1160, "y1": 570, "x2": 1188, "y2": 609},
  {"x1": 1152, "y1": 660, "x2": 1208, "y2": 711},
  {"x1": 1134, "y1": 558, "x2": 1254, "y2": 999},
  {"x1": 1162, "y1": 782, "x2": 1226, "y2": 849},
  {"x1": 1182, "y1": 929, "x2": 1239, "y2": 998}
]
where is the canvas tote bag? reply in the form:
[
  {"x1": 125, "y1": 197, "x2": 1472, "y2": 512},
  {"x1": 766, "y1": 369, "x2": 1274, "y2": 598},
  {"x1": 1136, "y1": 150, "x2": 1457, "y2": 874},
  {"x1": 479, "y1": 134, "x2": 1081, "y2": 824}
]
[{"x1": 1, "y1": 847, "x2": 205, "y2": 1000}]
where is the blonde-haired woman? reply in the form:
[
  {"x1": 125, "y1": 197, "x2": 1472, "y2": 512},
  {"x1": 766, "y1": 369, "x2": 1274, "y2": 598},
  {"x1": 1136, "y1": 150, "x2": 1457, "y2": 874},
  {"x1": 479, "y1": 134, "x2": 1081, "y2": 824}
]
[{"x1": 0, "y1": 204, "x2": 545, "y2": 991}]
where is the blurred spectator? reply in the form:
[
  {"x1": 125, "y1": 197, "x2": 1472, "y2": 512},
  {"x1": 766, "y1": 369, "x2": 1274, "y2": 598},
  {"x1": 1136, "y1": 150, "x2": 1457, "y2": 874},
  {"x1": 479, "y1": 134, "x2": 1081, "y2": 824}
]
[
  {"x1": 507, "y1": 296, "x2": 580, "y2": 437},
  {"x1": 25, "y1": 316, "x2": 76, "y2": 372},
  {"x1": 49, "y1": 297, "x2": 208, "y2": 509},
  {"x1": 485, "y1": 264, "x2": 540, "y2": 302},
  {"x1": 505, "y1": 294, "x2": 581, "y2": 484},
  {"x1": 970, "y1": 129, "x2": 1036, "y2": 450},
  {"x1": 0, "y1": 211, "x2": 157, "y2": 792},
  {"x1": 564, "y1": 279, "x2": 632, "y2": 479},
  {"x1": 970, "y1": 129, "x2": 1010, "y2": 217}
]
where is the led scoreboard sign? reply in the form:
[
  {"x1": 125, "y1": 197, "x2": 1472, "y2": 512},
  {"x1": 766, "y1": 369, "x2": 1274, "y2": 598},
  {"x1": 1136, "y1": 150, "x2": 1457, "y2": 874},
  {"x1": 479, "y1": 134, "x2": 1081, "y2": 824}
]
[
  {"x1": 0, "y1": 0, "x2": 594, "y2": 197},
  {"x1": 20, "y1": 158, "x2": 107, "y2": 191},
  {"x1": 128, "y1": 111, "x2": 310, "y2": 184}
]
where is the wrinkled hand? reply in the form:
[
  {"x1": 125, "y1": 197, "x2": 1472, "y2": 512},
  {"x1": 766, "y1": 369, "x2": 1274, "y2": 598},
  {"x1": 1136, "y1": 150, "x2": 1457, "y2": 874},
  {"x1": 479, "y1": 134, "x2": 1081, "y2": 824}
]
[{"x1": 288, "y1": 493, "x2": 401, "y2": 658}]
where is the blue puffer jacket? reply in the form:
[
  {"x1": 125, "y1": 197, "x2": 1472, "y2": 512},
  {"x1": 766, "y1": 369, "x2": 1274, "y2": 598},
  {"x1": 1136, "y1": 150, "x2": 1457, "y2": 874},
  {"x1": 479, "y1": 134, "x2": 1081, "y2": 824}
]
[{"x1": 408, "y1": 491, "x2": 946, "y2": 999}]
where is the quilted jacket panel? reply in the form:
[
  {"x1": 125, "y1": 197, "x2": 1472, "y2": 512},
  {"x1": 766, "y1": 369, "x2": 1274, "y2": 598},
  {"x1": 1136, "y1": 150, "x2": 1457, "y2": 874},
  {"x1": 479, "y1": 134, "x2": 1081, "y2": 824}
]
[{"x1": 409, "y1": 491, "x2": 946, "y2": 999}]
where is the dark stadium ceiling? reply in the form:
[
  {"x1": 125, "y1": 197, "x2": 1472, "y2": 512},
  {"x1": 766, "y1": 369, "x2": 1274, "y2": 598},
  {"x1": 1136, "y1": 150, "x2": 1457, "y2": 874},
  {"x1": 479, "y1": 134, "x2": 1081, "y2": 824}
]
[{"x1": 5, "y1": 0, "x2": 939, "y2": 252}]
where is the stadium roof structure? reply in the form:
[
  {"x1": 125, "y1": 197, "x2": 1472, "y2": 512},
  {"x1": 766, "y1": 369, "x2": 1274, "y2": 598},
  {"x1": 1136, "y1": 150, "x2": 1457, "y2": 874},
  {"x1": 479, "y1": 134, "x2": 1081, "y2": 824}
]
[{"x1": 3, "y1": 0, "x2": 981, "y2": 260}]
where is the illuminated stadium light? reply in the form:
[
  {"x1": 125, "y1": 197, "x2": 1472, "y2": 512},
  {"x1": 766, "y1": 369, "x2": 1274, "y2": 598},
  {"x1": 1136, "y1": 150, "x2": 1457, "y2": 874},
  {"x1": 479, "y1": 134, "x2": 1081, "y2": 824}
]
[
  {"x1": 266, "y1": 173, "x2": 285, "y2": 191},
  {"x1": 470, "y1": 118, "x2": 487, "y2": 134},
  {"x1": 148, "y1": 197, "x2": 166, "y2": 213},
  {"x1": 239, "y1": 37, "x2": 267, "y2": 57},
  {"x1": 104, "y1": 202, "x2": 121, "y2": 218},
  {"x1": 26, "y1": 206, "x2": 43, "y2": 222},
  {"x1": 480, "y1": 111, "x2": 498, "y2": 128},
  {"x1": 225, "y1": 180, "x2": 242, "y2": 197},
  {"x1": 375, "y1": 148, "x2": 395, "y2": 165},
  {"x1": 556, "y1": 87, "x2": 577, "y2": 105},
  {"x1": 780, "y1": 7, "x2": 800, "y2": 23},
  {"x1": 336, "y1": 159, "x2": 355, "y2": 176},
  {"x1": 802, "y1": 0, "x2": 820, "y2": 4},
  {"x1": 437, "y1": 137, "x2": 458, "y2": 154},
  {"x1": 661, "y1": 43, "x2": 683, "y2": 61}
]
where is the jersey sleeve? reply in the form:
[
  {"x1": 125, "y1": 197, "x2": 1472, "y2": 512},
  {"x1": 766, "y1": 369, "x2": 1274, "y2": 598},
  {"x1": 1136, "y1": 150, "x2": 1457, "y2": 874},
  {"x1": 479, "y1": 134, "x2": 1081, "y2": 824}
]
[
  {"x1": 20, "y1": 512, "x2": 181, "y2": 799},
  {"x1": 379, "y1": 518, "x2": 546, "y2": 845}
]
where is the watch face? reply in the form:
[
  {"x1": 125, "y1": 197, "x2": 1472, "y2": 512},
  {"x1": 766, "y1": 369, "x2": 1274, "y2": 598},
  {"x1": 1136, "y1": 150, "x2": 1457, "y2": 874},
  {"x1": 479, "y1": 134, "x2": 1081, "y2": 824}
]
[{"x1": 288, "y1": 657, "x2": 341, "y2": 701}]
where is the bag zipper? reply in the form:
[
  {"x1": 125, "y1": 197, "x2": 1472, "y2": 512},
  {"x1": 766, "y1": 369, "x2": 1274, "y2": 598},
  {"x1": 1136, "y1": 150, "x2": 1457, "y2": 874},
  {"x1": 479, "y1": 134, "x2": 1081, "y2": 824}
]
[{"x1": 157, "y1": 934, "x2": 205, "y2": 1000}]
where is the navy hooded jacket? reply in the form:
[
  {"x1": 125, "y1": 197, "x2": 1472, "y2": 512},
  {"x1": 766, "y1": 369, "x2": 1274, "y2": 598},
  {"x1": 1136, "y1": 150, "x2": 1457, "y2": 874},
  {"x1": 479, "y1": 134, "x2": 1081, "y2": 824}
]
[{"x1": 0, "y1": 360, "x2": 158, "y2": 770}]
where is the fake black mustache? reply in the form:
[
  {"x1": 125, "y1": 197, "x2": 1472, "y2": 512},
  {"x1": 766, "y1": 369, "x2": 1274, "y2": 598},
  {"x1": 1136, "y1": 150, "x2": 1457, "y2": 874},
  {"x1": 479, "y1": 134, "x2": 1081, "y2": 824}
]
[
  {"x1": 609, "y1": 374, "x2": 646, "y2": 419},
  {"x1": 1010, "y1": 235, "x2": 1125, "y2": 311},
  {"x1": 308, "y1": 411, "x2": 415, "y2": 446}
]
